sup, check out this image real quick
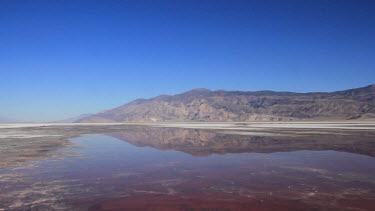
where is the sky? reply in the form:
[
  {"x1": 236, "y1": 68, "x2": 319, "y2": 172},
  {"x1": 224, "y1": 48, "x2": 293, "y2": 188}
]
[{"x1": 1, "y1": 0, "x2": 375, "y2": 122}]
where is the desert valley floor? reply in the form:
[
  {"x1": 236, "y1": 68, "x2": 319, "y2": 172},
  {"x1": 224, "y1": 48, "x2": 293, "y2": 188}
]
[{"x1": 1, "y1": 122, "x2": 375, "y2": 210}]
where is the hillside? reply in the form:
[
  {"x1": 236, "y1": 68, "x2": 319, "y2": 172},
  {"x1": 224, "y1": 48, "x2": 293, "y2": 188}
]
[
  {"x1": 54, "y1": 114, "x2": 93, "y2": 123},
  {"x1": 78, "y1": 85, "x2": 375, "y2": 122}
]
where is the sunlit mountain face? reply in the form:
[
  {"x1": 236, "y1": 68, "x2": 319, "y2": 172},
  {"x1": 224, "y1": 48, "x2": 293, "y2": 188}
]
[{"x1": 79, "y1": 85, "x2": 375, "y2": 123}]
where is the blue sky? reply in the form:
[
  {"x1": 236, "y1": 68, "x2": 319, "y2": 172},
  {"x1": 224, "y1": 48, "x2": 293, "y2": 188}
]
[{"x1": 1, "y1": 0, "x2": 374, "y2": 122}]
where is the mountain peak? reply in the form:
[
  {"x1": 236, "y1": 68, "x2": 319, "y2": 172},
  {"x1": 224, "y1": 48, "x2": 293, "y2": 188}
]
[
  {"x1": 177, "y1": 88, "x2": 212, "y2": 97},
  {"x1": 188, "y1": 88, "x2": 211, "y2": 92}
]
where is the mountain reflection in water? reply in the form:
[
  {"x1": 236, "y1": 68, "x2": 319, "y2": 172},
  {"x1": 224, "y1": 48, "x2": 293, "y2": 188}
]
[
  {"x1": 1, "y1": 126, "x2": 375, "y2": 211},
  {"x1": 108, "y1": 127, "x2": 375, "y2": 157}
]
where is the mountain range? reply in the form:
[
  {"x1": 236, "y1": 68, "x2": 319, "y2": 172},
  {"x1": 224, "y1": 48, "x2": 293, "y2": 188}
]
[
  {"x1": 54, "y1": 114, "x2": 93, "y2": 123},
  {"x1": 0, "y1": 117, "x2": 18, "y2": 123},
  {"x1": 78, "y1": 84, "x2": 375, "y2": 122}
]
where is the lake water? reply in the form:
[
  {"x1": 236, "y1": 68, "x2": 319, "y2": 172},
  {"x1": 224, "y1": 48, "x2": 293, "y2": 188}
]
[{"x1": 1, "y1": 127, "x2": 375, "y2": 210}]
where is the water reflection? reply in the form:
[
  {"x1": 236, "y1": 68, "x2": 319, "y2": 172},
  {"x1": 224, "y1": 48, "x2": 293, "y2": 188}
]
[
  {"x1": 108, "y1": 127, "x2": 375, "y2": 157},
  {"x1": 0, "y1": 127, "x2": 375, "y2": 210}
]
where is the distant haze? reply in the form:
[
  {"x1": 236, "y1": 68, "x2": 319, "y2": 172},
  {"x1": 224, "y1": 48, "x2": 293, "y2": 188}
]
[{"x1": 0, "y1": 117, "x2": 18, "y2": 123}]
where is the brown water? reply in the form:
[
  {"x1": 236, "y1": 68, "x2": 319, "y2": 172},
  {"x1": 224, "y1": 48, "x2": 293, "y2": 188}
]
[{"x1": 1, "y1": 127, "x2": 375, "y2": 210}]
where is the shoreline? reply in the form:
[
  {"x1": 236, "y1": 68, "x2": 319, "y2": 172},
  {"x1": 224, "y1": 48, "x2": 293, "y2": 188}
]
[{"x1": 1, "y1": 121, "x2": 375, "y2": 130}]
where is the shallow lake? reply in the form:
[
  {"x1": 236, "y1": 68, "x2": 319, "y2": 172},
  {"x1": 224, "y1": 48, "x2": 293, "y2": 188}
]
[{"x1": 1, "y1": 127, "x2": 375, "y2": 210}]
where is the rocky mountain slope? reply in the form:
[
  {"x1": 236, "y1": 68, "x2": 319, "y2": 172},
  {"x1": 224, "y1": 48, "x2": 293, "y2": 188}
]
[
  {"x1": 54, "y1": 114, "x2": 93, "y2": 123},
  {"x1": 79, "y1": 85, "x2": 375, "y2": 122}
]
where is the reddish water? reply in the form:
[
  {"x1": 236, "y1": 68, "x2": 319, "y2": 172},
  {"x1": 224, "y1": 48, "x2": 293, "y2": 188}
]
[{"x1": 1, "y1": 128, "x2": 375, "y2": 210}]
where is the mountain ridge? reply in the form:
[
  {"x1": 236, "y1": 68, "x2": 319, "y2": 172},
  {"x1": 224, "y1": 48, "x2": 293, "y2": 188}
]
[
  {"x1": 0, "y1": 116, "x2": 18, "y2": 123},
  {"x1": 78, "y1": 85, "x2": 375, "y2": 122},
  {"x1": 54, "y1": 113, "x2": 93, "y2": 123}
]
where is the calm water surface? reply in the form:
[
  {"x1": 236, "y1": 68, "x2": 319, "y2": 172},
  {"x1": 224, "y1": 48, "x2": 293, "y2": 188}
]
[{"x1": 1, "y1": 127, "x2": 375, "y2": 210}]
